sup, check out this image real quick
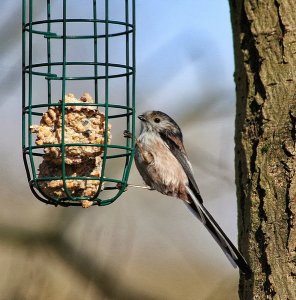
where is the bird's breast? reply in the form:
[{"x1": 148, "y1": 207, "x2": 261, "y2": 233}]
[{"x1": 135, "y1": 132, "x2": 188, "y2": 198}]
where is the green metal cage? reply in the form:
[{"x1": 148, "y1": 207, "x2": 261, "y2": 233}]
[{"x1": 22, "y1": 0, "x2": 136, "y2": 207}]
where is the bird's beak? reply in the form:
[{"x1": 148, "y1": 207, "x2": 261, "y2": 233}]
[{"x1": 138, "y1": 114, "x2": 146, "y2": 121}]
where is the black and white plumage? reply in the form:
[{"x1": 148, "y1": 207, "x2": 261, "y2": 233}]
[{"x1": 134, "y1": 110, "x2": 251, "y2": 275}]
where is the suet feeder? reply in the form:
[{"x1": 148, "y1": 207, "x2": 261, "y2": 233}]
[{"x1": 22, "y1": 0, "x2": 136, "y2": 207}]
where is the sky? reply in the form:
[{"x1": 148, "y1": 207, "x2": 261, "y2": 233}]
[
  {"x1": 0, "y1": 0, "x2": 235, "y2": 111},
  {"x1": 136, "y1": 0, "x2": 235, "y2": 112}
]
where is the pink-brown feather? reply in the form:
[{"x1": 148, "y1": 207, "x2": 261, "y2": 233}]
[{"x1": 135, "y1": 131, "x2": 189, "y2": 201}]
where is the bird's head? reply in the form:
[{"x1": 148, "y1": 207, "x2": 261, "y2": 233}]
[{"x1": 138, "y1": 111, "x2": 182, "y2": 138}]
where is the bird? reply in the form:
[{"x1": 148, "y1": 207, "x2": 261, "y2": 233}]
[{"x1": 134, "y1": 110, "x2": 251, "y2": 275}]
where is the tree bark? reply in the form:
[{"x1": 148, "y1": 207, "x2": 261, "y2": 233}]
[{"x1": 229, "y1": 1, "x2": 296, "y2": 299}]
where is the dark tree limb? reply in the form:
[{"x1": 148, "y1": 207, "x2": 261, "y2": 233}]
[{"x1": 229, "y1": 1, "x2": 296, "y2": 299}]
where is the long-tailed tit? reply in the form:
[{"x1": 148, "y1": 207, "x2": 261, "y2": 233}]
[{"x1": 134, "y1": 110, "x2": 251, "y2": 274}]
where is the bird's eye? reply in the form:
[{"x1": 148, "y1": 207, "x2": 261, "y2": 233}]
[{"x1": 154, "y1": 117, "x2": 161, "y2": 123}]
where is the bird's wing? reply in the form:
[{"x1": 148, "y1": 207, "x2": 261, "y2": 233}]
[
  {"x1": 161, "y1": 133, "x2": 251, "y2": 274},
  {"x1": 160, "y1": 133, "x2": 202, "y2": 202}
]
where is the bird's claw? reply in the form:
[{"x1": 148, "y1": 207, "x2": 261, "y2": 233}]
[
  {"x1": 123, "y1": 130, "x2": 132, "y2": 139},
  {"x1": 116, "y1": 182, "x2": 128, "y2": 191}
]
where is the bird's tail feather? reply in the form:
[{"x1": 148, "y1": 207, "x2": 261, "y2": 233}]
[{"x1": 185, "y1": 186, "x2": 251, "y2": 275}]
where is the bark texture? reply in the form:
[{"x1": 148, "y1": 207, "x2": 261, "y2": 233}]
[{"x1": 229, "y1": 1, "x2": 296, "y2": 299}]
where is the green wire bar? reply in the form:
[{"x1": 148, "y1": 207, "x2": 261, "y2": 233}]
[{"x1": 22, "y1": 0, "x2": 136, "y2": 207}]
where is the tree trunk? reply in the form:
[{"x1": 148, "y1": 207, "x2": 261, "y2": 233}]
[{"x1": 229, "y1": 1, "x2": 296, "y2": 299}]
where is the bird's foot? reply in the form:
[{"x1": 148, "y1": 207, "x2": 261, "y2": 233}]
[{"x1": 123, "y1": 130, "x2": 133, "y2": 139}]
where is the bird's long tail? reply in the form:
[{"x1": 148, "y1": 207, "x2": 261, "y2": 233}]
[{"x1": 185, "y1": 186, "x2": 251, "y2": 275}]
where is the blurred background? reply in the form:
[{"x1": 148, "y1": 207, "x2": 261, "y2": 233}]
[{"x1": 0, "y1": 1, "x2": 239, "y2": 299}]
